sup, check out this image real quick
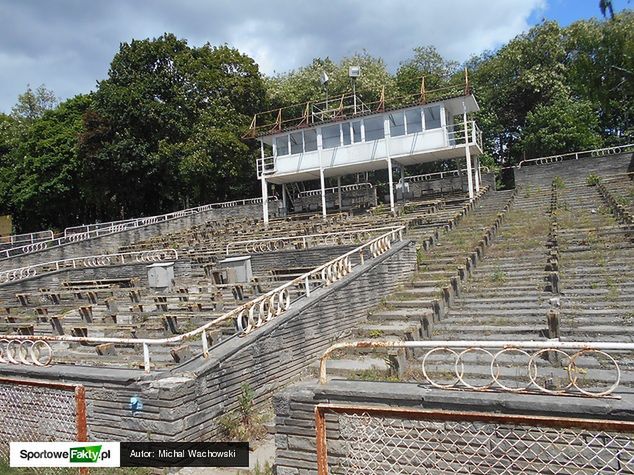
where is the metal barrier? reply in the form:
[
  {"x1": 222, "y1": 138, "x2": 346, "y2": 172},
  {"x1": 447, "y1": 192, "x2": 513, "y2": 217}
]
[
  {"x1": 297, "y1": 183, "x2": 374, "y2": 198},
  {"x1": 320, "y1": 340, "x2": 634, "y2": 398},
  {"x1": 1, "y1": 227, "x2": 405, "y2": 373},
  {"x1": 0, "y1": 230, "x2": 54, "y2": 247},
  {"x1": 225, "y1": 225, "x2": 401, "y2": 255},
  {"x1": 0, "y1": 197, "x2": 277, "y2": 260},
  {"x1": 0, "y1": 377, "x2": 87, "y2": 467},
  {"x1": 517, "y1": 143, "x2": 634, "y2": 168},
  {"x1": 315, "y1": 403, "x2": 634, "y2": 475},
  {"x1": 0, "y1": 248, "x2": 178, "y2": 284},
  {"x1": 404, "y1": 165, "x2": 491, "y2": 184}
]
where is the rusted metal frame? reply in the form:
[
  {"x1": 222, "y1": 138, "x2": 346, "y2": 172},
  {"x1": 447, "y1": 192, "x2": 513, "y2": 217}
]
[
  {"x1": 75, "y1": 385, "x2": 88, "y2": 442},
  {"x1": 419, "y1": 76, "x2": 426, "y2": 104},
  {"x1": 316, "y1": 403, "x2": 634, "y2": 433},
  {"x1": 0, "y1": 376, "x2": 80, "y2": 392},
  {"x1": 315, "y1": 402, "x2": 634, "y2": 474}
]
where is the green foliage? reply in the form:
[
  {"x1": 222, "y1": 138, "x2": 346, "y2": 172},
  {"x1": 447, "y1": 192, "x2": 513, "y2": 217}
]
[
  {"x1": 519, "y1": 95, "x2": 602, "y2": 157},
  {"x1": 79, "y1": 34, "x2": 265, "y2": 221},
  {"x1": 396, "y1": 45, "x2": 459, "y2": 95},
  {"x1": 586, "y1": 173, "x2": 602, "y2": 186},
  {"x1": 11, "y1": 84, "x2": 58, "y2": 122},
  {"x1": 553, "y1": 176, "x2": 566, "y2": 189},
  {"x1": 217, "y1": 383, "x2": 268, "y2": 442}
]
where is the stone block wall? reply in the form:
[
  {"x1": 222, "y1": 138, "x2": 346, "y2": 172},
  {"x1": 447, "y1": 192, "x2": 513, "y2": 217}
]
[
  {"x1": 407, "y1": 172, "x2": 496, "y2": 198},
  {"x1": 514, "y1": 152, "x2": 634, "y2": 188}
]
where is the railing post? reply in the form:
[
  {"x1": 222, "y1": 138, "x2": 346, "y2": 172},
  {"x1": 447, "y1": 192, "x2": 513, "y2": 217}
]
[
  {"x1": 143, "y1": 343, "x2": 151, "y2": 373},
  {"x1": 305, "y1": 276, "x2": 311, "y2": 297},
  {"x1": 201, "y1": 331, "x2": 209, "y2": 357}
]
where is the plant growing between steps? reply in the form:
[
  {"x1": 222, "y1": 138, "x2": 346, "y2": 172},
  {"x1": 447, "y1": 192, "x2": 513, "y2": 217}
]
[
  {"x1": 586, "y1": 173, "x2": 602, "y2": 186},
  {"x1": 553, "y1": 176, "x2": 566, "y2": 190},
  {"x1": 218, "y1": 383, "x2": 269, "y2": 442}
]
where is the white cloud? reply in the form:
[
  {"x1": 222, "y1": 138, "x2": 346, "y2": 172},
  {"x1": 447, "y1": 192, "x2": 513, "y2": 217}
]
[{"x1": 0, "y1": 0, "x2": 546, "y2": 111}]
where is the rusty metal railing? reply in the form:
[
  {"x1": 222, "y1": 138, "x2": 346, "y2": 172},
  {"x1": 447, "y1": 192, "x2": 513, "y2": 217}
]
[
  {"x1": 315, "y1": 403, "x2": 634, "y2": 474},
  {"x1": 319, "y1": 340, "x2": 634, "y2": 398}
]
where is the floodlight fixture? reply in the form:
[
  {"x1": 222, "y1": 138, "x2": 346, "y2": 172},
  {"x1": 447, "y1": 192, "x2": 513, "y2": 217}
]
[
  {"x1": 320, "y1": 71, "x2": 329, "y2": 86},
  {"x1": 348, "y1": 66, "x2": 361, "y2": 78}
]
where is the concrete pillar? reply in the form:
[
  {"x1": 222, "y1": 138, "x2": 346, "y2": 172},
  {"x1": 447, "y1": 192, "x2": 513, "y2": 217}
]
[
  {"x1": 463, "y1": 102, "x2": 474, "y2": 200},
  {"x1": 474, "y1": 156, "x2": 480, "y2": 192},
  {"x1": 260, "y1": 141, "x2": 269, "y2": 224},
  {"x1": 282, "y1": 183, "x2": 287, "y2": 210},
  {"x1": 384, "y1": 116, "x2": 395, "y2": 214},
  {"x1": 317, "y1": 127, "x2": 327, "y2": 219},
  {"x1": 261, "y1": 177, "x2": 269, "y2": 225},
  {"x1": 337, "y1": 177, "x2": 342, "y2": 209},
  {"x1": 320, "y1": 169, "x2": 327, "y2": 218}
]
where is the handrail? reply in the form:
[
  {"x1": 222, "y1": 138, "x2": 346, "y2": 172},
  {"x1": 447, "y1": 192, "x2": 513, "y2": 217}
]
[
  {"x1": 517, "y1": 144, "x2": 634, "y2": 168},
  {"x1": 0, "y1": 230, "x2": 54, "y2": 247},
  {"x1": 63, "y1": 196, "x2": 278, "y2": 236},
  {"x1": 298, "y1": 183, "x2": 374, "y2": 198},
  {"x1": 0, "y1": 227, "x2": 405, "y2": 372},
  {"x1": 0, "y1": 249, "x2": 179, "y2": 284},
  {"x1": 0, "y1": 197, "x2": 278, "y2": 260},
  {"x1": 405, "y1": 165, "x2": 491, "y2": 183},
  {"x1": 319, "y1": 339, "x2": 631, "y2": 398},
  {"x1": 225, "y1": 225, "x2": 401, "y2": 255}
]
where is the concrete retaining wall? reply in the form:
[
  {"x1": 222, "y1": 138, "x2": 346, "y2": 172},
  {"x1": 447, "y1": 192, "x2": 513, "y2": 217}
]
[
  {"x1": 293, "y1": 187, "x2": 377, "y2": 212},
  {"x1": 514, "y1": 152, "x2": 634, "y2": 187},
  {"x1": 407, "y1": 172, "x2": 496, "y2": 198},
  {"x1": 0, "y1": 239, "x2": 417, "y2": 442}
]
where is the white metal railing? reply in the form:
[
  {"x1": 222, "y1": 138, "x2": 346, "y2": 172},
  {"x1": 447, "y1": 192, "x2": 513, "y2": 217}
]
[
  {"x1": 225, "y1": 225, "x2": 401, "y2": 255},
  {"x1": 0, "y1": 227, "x2": 405, "y2": 372},
  {"x1": 0, "y1": 197, "x2": 277, "y2": 260},
  {"x1": 320, "y1": 339, "x2": 633, "y2": 398},
  {"x1": 0, "y1": 231, "x2": 54, "y2": 248},
  {"x1": 445, "y1": 121, "x2": 482, "y2": 150},
  {"x1": 256, "y1": 156, "x2": 276, "y2": 178},
  {"x1": 518, "y1": 143, "x2": 634, "y2": 168},
  {"x1": 297, "y1": 183, "x2": 373, "y2": 198},
  {"x1": 0, "y1": 249, "x2": 178, "y2": 284},
  {"x1": 404, "y1": 165, "x2": 491, "y2": 183}
]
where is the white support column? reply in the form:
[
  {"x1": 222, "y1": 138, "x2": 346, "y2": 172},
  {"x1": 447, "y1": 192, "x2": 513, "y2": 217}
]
[
  {"x1": 463, "y1": 102, "x2": 474, "y2": 200},
  {"x1": 282, "y1": 183, "x2": 287, "y2": 210},
  {"x1": 474, "y1": 154, "x2": 480, "y2": 192},
  {"x1": 337, "y1": 177, "x2": 342, "y2": 209},
  {"x1": 384, "y1": 116, "x2": 395, "y2": 214},
  {"x1": 476, "y1": 156, "x2": 482, "y2": 189},
  {"x1": 317, "y1": 128, "x2": 327, "y2": 219},
  {"x1": 260, "y1": 141, "x2": 269, "y2": 224},
  {"x1": 261, "y1": 177, "x2": 269, "y2": 225}
]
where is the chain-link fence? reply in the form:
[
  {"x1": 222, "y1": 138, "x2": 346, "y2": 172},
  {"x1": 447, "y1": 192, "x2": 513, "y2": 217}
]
[
  {"x1": 316, "y1": 404, "x2": 634, "y2": 474},
  {"x1": 0, "y1": 377, "x2": 86, "y2": 467}
]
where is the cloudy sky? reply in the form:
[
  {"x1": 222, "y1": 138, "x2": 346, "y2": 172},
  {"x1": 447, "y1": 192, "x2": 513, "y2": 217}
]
[{"x1": 0, "y1": 0, "x2": 625, "y2": 113}]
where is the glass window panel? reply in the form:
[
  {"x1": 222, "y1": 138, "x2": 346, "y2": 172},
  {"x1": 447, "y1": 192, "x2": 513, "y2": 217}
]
[
  {"x1": 352, "y1": 121, "x2": 362, "y2": 143},
  {"x1": 322, "y1": 124, "x2": 341, "y2": 149},
  {"x1": 424, "y1": 106, "x2": 441, "y2": 129},
  {"x1": 364, "y1": 117, "x2": 384, "y2": 141},
  {"x1": 342, "y1": 123, "x2": 352, "y2": 145},
  {"x1": 304, "y1": 129, "x2": 317, "y2": 152},
  {"x1": 405, "y1": 109, "x2": 422, "y2": 134},
  {"x1": 389, "y1": 113, "x2": 405, "y2": 137},
  {"x1": 275, "y1": 135, "x2": 289, "y2": 156},
  {"x1": 290, "y1": 131, "x2": 303, "y2": 154}
]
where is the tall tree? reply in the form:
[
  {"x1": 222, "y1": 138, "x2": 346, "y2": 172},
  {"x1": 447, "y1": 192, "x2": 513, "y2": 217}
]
[
  {"x1": 11, "y1": 84, "x2": 58, "y2": 122},
  {"x1": 79, "y1": 34, "x2": 265, "y2": 220}
]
